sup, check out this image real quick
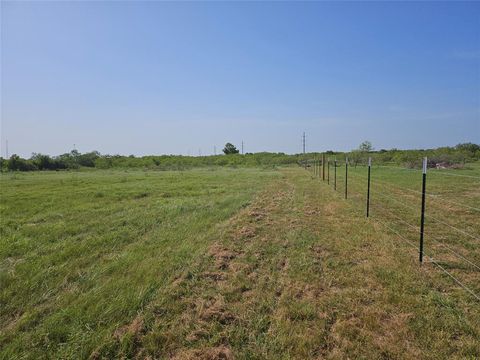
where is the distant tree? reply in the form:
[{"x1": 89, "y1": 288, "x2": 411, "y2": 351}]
[
  {"x1": 358, "y1": 141, "x2": 374, "y2": 153},
  {"x1": 7, "y1": 154, "x2": 36, "y2": 171},
  {"x1": 455, "y1": 142, "x2": 480, "y2": 154},
  {"x1": 223, "y1": 143, "x2": 239, "y2": 155},
  {"x1": 349, "y1": 150, "x2": 361, "y2": 168},
  {"x1": 31, "y1": 153, "x2": 54, "y2": 170},
  {"x1": 77, "y1": 151, "x2": 100, "y2": 167}
]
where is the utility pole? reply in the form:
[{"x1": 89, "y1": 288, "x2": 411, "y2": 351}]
[
  {"x1": 241, "y1": 140, "x2": 244, "y2": 155},
  {"x1": 302, "y1": 132, "x2": 306, "y2": 154},
  {"x1": 214, "y1": 145, "x2": 217, "y2": 156},
  {"x1": 6, "y1": 139, "x2": 8, "y2": 158}
]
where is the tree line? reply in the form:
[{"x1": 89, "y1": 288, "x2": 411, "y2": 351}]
[{"x1": 1, "y1": 142, "x2": 479, "y2": 172}]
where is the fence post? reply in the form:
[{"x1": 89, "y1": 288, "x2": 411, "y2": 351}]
[
  {"x1": 366, "y1": 157, "x2": 371, "y2": 217},
  {"x1": 419, "y1": 157, "x2": 427, "y2": 263},
  {"x1": 322, "y1": 153, "x2": 325, "y2": 181},
  {"x1": 345, "y1": 157, "x2": 348, "y2": 199},
  {"x1": 334, "y1": 158, "x2": 337, "y2": 190},
  {"x1": 327, "y1": 159, "x2": 330, "y2": 184}
]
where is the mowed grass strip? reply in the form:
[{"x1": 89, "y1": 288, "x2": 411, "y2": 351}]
[{"x1": 0, "y1": 168, "x2": 278, "y2": 359}]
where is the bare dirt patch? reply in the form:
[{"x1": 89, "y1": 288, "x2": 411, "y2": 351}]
[
  {"x1": 198, "y1": 296, "x2": 236, "y2": 325},
  {"x1": 235, "y1": 226, "x2": 256, "y2": 240},
  {"x1": 208, "y1": 245, "x2": 238, "y2": 270},
  {"x1": 172, "y1": 346, "x2": 234, "y2": 360},
  {"x1": 247, "y1": 209, "x2": 266, "y2": 222},
  {"x1": 323, "y1": 202, "x2": 340, "y2": 216},
  {"x1": 113, "y1": 315, "x2": 144, "y2": 340}
]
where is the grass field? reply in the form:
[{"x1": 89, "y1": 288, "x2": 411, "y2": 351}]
[{"x1": 1, "y1": 166, "x2": 479, "y2": 359}]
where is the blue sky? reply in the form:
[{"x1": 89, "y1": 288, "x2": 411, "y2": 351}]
[{"x1": 1, "y1": 1, "x2": 479, "y2": 157}]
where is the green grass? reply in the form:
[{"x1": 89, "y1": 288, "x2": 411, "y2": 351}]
[
  {"x1": 343, "y1": 162, "x2": 480, "y2": 297},
  {"x1": 1, "y1": 165, "x2": 479, "y2": 359},
  {"x1": 0, "y1": 168, "x2": 279, "y2": 358}
]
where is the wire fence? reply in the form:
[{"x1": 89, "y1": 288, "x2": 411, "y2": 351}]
[{"x1": 305, "y1": 155, "x2": 480, "y2": 302}]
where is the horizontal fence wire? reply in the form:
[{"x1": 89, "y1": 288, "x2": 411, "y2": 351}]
[
  {"x1": 423, "y1": 214, "x2": 480, "y2": 243},
  {"x1": 363, "y1": 176, "x2": 480, "y2": 212},
  {"x1": 373, "y1": 217, "x2": 480, "y2": 302},
  {"x1": 370, "y1": 202, "x2": 418, "y2": 231},
  {"x1": 347, "y1": 172, "x2": 480, "y2": 242},
  {"x1": 426, "y1": 233, "x2": 480, "y2": 271},
  {"x1": 428, "y1": 171, "x2": 480, "y2": 180},
  {"x1": 373, "y1": 217, "x2": 420, "y2": 251},
  {"x1": 372, "y1": 202, "x2": 480, "y2": 271},
  {"x1": 425, "y1": 258, "x2": 480, "y2": 302},
  {"x1": 373, "y1": 165, "x2": 480, "y2": 180},
  {"x1": 307, "y1": 160, "x2": 480, "y2": 302}
]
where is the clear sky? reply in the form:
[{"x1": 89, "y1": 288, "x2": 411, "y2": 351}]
[{"x1": 1, "y1": 1, "x2": 479, "y2": 157}]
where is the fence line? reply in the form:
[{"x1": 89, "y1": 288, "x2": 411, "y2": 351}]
[
  {"x1": 426, "y1": 258, "x2": 480, "y2": 302},
  {"x1": 347, "y1": 174, "x2": 480, "y2": 242},
  {"x1": 348, "y1": 171, "x2": 480, "y2": 212},
  {"x1": 306, "y1": 155, "x2": 480, "y2": 302},
  {"x1": 368, "y1": 165, "x2": 480, "y2": 180},
  {"x1": 424, "y1": 215, "x2": 480, "y2": 243},
  {"x1": 374, "y1": 198, "x2": 480, "y2": 270},
  {"x1": 373, "y1": 218, "x2": 480, "y2": 302},
  {"x1": 371, "y1": 202, "x2": 418, "y2": 231},
  {"x1": 350, "y1": 172, "x2": 480, "y2": 270},
  {"x1": 428, "y1": 171, "x2": 480, "y2": 180},
  {"x1": 427, "y1": 235, "x2": 480, "y2": 271}
]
